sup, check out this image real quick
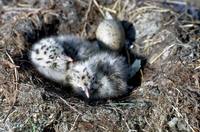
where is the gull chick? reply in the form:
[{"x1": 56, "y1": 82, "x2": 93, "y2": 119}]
[
  {"x1": 30, "y1": 35, "x2": 136, "y2": 100},
  {"x1": 30, "y1": 35, "x2": 100, "y2": 83},
  {"x1": 65, "y1": 52, "x2": 132, "y2": 100}
]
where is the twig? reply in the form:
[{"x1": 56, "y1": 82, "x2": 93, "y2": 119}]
[
  {"x1": 112, "y1": 0, "x2": 121, "y2": 10},
  {"x1": 93, "y1": 0, "x2": 105, "y2": 17},
  {"x1": 179, "y1": 24, "x2": 196, "y2": 28},
  {"x1": 144, "y1": 116, "x2": 153, "y2": 129},
  {"x1": 5, "y1": 51, "x2": 19, "y2": 84},
  {"x1": 194, "y1": 65, "x2": 200, "y2": 70},
  {"x1": 84, "y1": 0, "x2": 93, "y2": 21},
  {"x1": 98, "y1": 125, "x2": 108, "y2": 131},
  {"x1": 57, "y1": 96, "x2": 82, "y2": 115},
  {"x1": 149, "y1": 44, "x2": 175, "y2": 64},
  {"x1": 3, "y1": 106, "x2": 15, "y2": 123},
  {"x1": 69, "y1": 114, "x2": 80, "y2": 132},
  {"x1": 2, "y1": 6, "x2": 41, "y2": 12},
  {"x1": 164, "y1": 0, "x2": 187, "y2": 5},
  {"x1": 17, "y1": 3, "x2": 32, "y2": 7},
  {"x1": 100, "y1": 6, "x2": 117, "y2": 14},
  {"x1": 81, "y1": 0, "x2": 93, "y2": 37},
  {"x1": 172, "y1": 105, "x2": 195, "y2": 132}
]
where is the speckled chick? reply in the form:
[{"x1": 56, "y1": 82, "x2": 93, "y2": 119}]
[
  {"x1": 65, "y1": 52, "x2": 131, "y2": 100},
  {"x1": 30, "y1": 35, "x2": 100, "y2": 83}
]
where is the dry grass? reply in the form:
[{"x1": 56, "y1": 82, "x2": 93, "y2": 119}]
[{"x1": 0, "y1": 0, "x2": 199, "y2": 131}]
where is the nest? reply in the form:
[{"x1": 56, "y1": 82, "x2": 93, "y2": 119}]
[{"x1": 0, "y1": 0, "x2": 199, "y2": 131}]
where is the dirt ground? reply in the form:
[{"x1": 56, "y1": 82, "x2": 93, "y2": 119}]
[{"x1": 0, "y1": 0, "x2": 200, "y2": 131}]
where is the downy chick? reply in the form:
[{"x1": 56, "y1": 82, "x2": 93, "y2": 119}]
[
  {"x1": 56, "y1": 35, "x2": 100, "y2": 61},
  {"x1": 30, "y1": 35, "x2": 136, "y2": 100},
  {"x1": 30, "y1": 37, "x2": 73, "y2": 83},
  {"x1": 65, "y1": 52, "x2": 132, "y2": 100},
  {"x1": 30, "y1": 35, "x2": 100, "y2": 83}
]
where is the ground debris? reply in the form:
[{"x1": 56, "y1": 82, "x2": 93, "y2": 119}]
[{"x1": 0, "y1": 0, "x2": 200, "y2": 131}]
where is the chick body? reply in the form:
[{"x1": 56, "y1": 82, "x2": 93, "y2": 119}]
[
  {"x1": 66, "y1": 52, "x2": 131, "y2": 100},
  {"x1": 30, "y1": 35, "x2": 100, "y2": 83}
]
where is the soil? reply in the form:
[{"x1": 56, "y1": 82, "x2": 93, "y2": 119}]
[{"x1": 0, "y1": 0, "x2": 199, "y2": 131}]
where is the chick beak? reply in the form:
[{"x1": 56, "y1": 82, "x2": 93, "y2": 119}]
[
  {"x1": 60, "y1": 54, "x2": 73, "y2": 62},
  {"x1": 82, "y1": 87, "x2": 90, "y2": 98},
  {"x1": 66, "y1": 56, "x2": 73, "y2": 62}
]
